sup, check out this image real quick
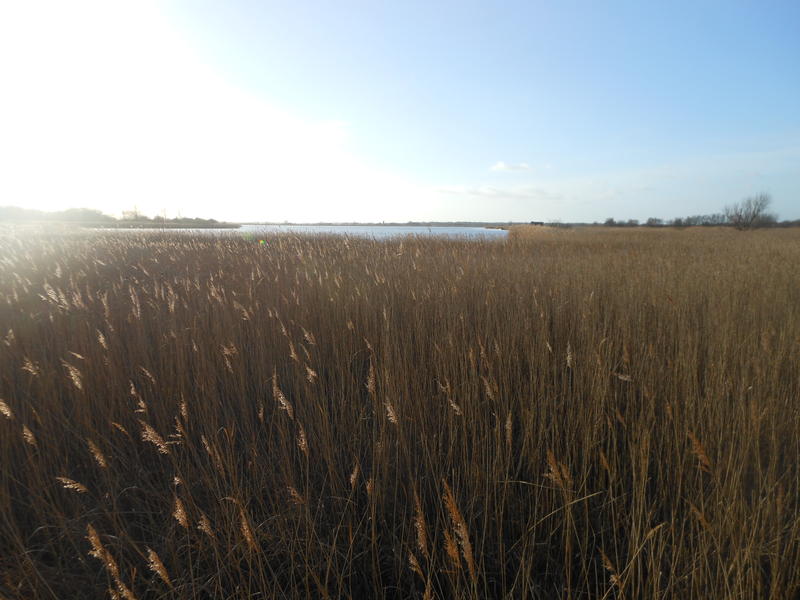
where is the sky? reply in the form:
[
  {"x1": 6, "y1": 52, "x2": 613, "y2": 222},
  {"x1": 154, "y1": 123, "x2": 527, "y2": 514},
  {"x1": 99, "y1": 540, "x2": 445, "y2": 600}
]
[{"x1": 1, "y1": 1, "x2": 798, "y2": 223}]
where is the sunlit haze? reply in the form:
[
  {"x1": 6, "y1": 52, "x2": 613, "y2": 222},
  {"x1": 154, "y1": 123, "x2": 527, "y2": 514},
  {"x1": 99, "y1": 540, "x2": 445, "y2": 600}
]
[{"x1": 1, "y1": 1, "x2": 798, "y2": 222}]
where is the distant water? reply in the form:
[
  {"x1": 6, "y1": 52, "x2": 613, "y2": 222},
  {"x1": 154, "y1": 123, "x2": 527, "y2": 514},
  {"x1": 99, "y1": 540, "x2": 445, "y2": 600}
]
[
  {"x1": 241, "y1": 224, "x2": 508, "y2": 239},
  {"x1": 91, "y1": 224, "x2": 508, "y2": 239}
]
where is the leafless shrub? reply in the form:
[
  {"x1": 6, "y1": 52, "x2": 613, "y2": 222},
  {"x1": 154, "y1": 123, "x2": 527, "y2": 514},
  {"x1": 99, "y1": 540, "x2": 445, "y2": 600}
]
[{"x1": 725, "y1": 193, "x2": 777, "y2": 230}]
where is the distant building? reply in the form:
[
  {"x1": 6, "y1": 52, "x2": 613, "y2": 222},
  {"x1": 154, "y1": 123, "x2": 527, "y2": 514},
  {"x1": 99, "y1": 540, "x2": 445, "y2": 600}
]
[{"x1": 529, "y1": 221, "x2": 545, "y2": 225}]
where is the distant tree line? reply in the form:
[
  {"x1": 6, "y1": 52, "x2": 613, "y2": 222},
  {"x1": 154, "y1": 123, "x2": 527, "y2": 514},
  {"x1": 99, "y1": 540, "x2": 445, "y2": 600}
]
[
  {"x1": 0, "y1": 206, "x2": 236, "y2": 228},
  {"x1": 603, "y1": 194, "x2": 798, "y2": 230},
  {"x1": 0, "y1": 206, "x2": 116, "y2": 222},
  {"x1": 604, "y1": 214, "x2": 729, "y2": 228}
]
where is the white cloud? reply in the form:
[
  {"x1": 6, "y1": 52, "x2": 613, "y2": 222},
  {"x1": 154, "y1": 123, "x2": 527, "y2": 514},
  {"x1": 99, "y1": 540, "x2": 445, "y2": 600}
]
[{"x1": 490, "y1": 161, "x2": 533, "y2": 172}]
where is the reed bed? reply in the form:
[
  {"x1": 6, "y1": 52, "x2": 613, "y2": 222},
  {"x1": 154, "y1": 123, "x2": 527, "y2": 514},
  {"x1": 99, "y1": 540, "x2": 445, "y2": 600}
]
[{"x1": 0, "y1": 227, "x2": 798, "y2": 599}]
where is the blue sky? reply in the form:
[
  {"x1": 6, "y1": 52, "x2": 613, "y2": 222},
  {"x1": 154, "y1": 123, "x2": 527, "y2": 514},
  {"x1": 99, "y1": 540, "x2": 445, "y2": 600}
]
[{"x1": 1, "y1": 1, "x2": 798, "y2": 222}]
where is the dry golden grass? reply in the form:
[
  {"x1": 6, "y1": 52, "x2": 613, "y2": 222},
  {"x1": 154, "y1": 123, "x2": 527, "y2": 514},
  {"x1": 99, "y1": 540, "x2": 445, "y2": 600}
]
[{"x1": 0, "y1": 228, "x2": 798, "y2": 598}]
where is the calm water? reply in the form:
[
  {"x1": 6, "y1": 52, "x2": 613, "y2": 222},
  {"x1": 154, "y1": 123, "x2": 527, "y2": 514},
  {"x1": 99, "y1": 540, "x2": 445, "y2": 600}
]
[
  {"x1": 241, "y1": 224, "x2": 508, "y2": 239},
  {"x1": 97, "y1": 225, "x2": 509, "y2": 239}
]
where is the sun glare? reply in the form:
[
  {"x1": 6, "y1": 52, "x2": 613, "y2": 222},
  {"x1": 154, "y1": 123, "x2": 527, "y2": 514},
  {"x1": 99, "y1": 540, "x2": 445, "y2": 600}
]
[{"x1": 0, "y1": 1, "x2": 433, "y2": 222}]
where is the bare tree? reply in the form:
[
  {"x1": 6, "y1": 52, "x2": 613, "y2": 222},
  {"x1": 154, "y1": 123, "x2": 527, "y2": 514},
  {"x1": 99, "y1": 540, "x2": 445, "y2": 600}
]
[{"x1": 724, "y1": 193, "x2": 776, "y2": 230}]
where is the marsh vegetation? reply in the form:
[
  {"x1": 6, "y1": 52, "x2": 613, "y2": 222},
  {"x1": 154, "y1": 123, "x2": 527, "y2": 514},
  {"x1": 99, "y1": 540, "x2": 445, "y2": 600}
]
[{"x1": 1, "y1": 228, "x2": 798, "y2": 598}]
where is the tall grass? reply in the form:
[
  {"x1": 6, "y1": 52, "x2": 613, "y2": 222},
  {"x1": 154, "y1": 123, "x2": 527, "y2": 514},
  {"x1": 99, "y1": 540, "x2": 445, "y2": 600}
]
[{"x1": 0, "y1": 227, "x2": 798, "y2": 598}]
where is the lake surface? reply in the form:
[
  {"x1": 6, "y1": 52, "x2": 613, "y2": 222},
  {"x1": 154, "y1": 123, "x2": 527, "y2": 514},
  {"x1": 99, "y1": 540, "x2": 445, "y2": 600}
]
[
  {"x1": 241, "y1": 224, "x2": 508, "y2": 239},
  {"x1": 96, "y1": 225, "x2": 509, "y2": 239}
]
